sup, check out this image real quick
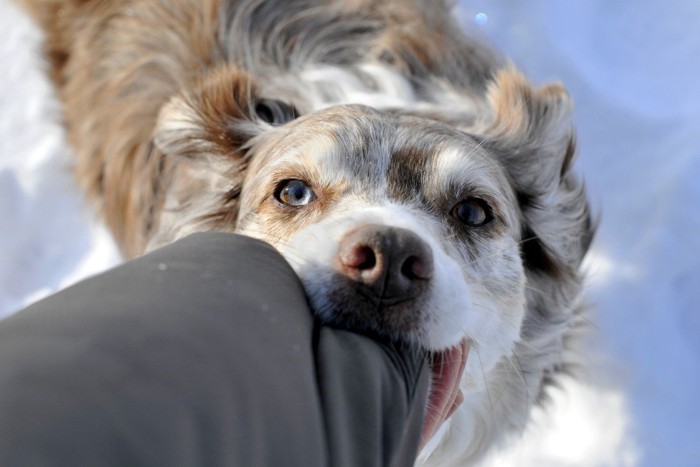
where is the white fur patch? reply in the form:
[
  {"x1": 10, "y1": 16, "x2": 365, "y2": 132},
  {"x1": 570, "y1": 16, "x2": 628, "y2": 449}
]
[
  {"x1": 299, "y1": 63, "x2": 417, "y2": 110},
  {"x1": 273, "y1": 61, "x2": 480, "y2": 117}
]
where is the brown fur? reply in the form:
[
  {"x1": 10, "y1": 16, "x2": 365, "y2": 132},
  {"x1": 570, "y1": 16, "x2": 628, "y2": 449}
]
[{"x1": 20, "y1": 0, "x2": 223, "y2": 256}]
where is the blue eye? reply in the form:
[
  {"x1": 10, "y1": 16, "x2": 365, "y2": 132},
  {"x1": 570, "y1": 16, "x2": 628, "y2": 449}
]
[
  {"x1": 275, "y1": 179, "x2": 316, "y2": 206},
  {"x1": 451, "y1": 198, "x2": 493, "y2": 227}
]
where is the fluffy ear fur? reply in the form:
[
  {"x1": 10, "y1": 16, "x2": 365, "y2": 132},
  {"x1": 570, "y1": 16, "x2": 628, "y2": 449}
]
[
  {"x1": 471, "y1": 67, "x2": 593, "y2": 279},
  {"x1": 150, "y1": 65, "x2": 274, "y2": 250},
  {"x1": 155, "y1": 65, "x2": 263, "y2": 157}
]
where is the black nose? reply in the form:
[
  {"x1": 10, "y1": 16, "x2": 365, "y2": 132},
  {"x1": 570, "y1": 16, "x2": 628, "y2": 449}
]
[{"x1": 336, "y1": 225, "x2": 433, "y2": 303}]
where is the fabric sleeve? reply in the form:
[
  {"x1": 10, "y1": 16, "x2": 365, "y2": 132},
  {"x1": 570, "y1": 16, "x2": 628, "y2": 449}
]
[{"x1": 0, "y1": 232, "x2": 428, "y2": 467}]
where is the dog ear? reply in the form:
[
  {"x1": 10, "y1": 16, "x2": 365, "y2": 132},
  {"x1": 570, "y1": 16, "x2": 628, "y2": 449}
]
[
  {"x1": 155, "y1": 64, "x2": 300, "y2": 157},
  {"x1": 473, "y1": 66, "x2": 575, "y2": 194},
  {"x1": 154, "y1": 65, "x2": 263, "y2": 159},
  {"x1": 149, "y1": 65, "x2": 297, "y2": 248},
  {"x1": 472, "y1": 67, "x2": 593, "y2": 279}
]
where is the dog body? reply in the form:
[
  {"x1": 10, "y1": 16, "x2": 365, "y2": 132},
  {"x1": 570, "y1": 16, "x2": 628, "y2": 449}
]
[{"x1": 20, "y1": 0, "x2": 594, "y2": 464}]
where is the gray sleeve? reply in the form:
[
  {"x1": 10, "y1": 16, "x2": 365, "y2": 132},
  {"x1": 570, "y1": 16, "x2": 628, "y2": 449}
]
[{"x1": 0, "y1": 232, "x2": 428, "y2": 467}]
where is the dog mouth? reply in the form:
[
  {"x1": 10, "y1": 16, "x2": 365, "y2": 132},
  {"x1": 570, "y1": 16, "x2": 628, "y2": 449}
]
[{"x1": 421, "y1": 339, "x2": 470, "y2": 448}]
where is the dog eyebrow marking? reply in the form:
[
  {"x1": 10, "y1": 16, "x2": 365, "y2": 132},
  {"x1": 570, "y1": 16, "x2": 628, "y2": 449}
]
[
  {"x1": 387, "y1": 143, "x2": 430, "y2": 201},
  {"x1": 385, "y1": 117, "x2": 471, "y2": 205}
]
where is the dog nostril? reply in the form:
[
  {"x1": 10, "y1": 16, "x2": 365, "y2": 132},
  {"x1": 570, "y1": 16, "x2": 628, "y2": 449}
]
[
  {"x1": 355, "y1": 246, "x2": 376, "y2": 271},
  {"x1": 401, "y1": 255, "x2": 431, "y2": 280},
  {"x1": 342, "y1": 244, "x2": 377, "y2": 271}
]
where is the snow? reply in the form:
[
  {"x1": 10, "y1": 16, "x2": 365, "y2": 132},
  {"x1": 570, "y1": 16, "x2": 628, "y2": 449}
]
[
  {"x1": 1, "y1": 0, "x2": 698, "y2": 465},
  {"x1": 0, "y1": 1, "x2": 122, "y2": 316}
]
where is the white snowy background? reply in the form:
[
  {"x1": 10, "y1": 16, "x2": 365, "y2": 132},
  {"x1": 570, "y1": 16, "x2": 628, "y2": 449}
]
[{"x1": 1, "y1": 1, "x2": 698, "y2": 465}]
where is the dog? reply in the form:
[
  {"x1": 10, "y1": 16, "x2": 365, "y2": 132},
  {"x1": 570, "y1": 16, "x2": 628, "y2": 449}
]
[{"x1": 19, "y1": 0, "x2": 594, "y2": 464}]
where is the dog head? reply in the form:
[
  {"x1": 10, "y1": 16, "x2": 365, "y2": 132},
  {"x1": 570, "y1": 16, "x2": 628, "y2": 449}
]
[
  {"x1": 150, "y1": 64, "x2": 593, "y2": 458},
  {"x1": 153, "y1": 66, "x2": 587, "y2": 341},
  {"x1": 237, "y1": 105, "x2": 526, "y2": 358}
]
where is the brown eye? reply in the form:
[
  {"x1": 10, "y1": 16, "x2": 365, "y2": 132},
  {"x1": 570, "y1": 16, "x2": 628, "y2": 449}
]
[
  {"x1": 451, "y1": 198, "x2": 493, "y2": 227},
  {"x1": 275, "y1": 179, "x2": 316, "y2": 206}
]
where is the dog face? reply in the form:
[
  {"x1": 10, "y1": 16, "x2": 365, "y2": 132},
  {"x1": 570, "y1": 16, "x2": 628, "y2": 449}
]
[
  {"x1": 151, "y1": 65, "x2": 582, "y2": 357},
  {"x1": 148, "y1": 69, "x2": 593, "y2": 457},
  {"x1": 236, "y1": 106, "x2": 526, "y2": 368},
  {"x1": 145, "y1": 60, "x2": 593, "y2": 459}
]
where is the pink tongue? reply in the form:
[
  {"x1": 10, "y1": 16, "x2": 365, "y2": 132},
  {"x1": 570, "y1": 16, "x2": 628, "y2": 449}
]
[{"x1": 420, "y1": 340, "x2": 469, "y2": 448}]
